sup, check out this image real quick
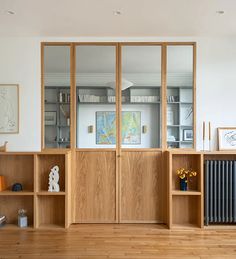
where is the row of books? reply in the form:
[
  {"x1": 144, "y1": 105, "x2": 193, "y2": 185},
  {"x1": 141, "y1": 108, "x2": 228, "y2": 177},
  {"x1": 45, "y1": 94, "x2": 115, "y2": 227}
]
[
  {"x1": 130, "y1": 96, "x2": 160, "y2": 103},
  {"x1": 78, "y1": 94, "x2": 160, "y2": 103},
  {"x1": 78, "y1": 95, "x2": 107, "y2": 103}
]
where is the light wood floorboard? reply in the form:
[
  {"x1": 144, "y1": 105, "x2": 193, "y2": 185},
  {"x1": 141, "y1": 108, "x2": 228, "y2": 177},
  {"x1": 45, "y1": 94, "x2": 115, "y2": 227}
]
[{"x1": 0, "y1": 224, "x2": 236, "y2": 258}]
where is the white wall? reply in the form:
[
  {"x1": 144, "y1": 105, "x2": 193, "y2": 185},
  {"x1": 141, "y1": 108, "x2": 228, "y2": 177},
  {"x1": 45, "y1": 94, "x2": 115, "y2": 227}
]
[
  {"x1": 0, "y1": 36, "x2": 236, "y2": 151},
  {"x1": 0, "y1": 37, "x2": 41, "y2": 151},
  {"x1": 196, "y1": 37, "x2": 236, "y2": 151}
]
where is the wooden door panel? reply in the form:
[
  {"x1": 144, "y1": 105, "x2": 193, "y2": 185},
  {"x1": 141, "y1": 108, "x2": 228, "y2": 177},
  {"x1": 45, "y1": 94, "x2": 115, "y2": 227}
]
[
  {"x1": 120, "y1": 151, "x2": 163, "y2": 223},
  {"x1": 74, "y1": 151, "x2": 116, "y2": 223}
]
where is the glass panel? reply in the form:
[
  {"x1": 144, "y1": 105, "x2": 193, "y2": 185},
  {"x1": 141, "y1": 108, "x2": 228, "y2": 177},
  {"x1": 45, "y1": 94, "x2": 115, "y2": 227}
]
[
  {"x1": 76, "y1": 46, "x2": 116, "y2": 148},
  {"x1": 121, "y1": 46, "x2": 162, "y2": 148},
  {"x1": 167, "y1": 45, "x2": 194, "y2": 149},
  {"x1": 44, "y1": 46, "x2": 71, "y2": 149}
]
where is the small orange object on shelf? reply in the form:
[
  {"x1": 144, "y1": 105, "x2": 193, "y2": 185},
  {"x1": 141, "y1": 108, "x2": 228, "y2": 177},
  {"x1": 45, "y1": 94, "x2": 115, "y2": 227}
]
[{"x1": 0, "y1": 176, "x2": 6, "y2": 191}]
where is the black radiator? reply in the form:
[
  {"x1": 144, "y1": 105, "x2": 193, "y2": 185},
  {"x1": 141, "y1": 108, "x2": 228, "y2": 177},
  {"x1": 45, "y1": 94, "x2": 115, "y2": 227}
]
[{"x1": 204, "y1": 160, "x2": 236, "y2": 225}]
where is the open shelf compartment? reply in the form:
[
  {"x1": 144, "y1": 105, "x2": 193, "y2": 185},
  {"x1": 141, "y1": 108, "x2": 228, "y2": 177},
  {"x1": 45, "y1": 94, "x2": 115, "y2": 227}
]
[
  {"x1": 172, "y1": 195, "x2": 201, "y2": 228},
  {"x1": 0, "y1": 154, "x2": 34, "y2": 193},
  {"x1": 36, "y1": 154, "x2": 65, "y2": 192},
  {"x1": 172, "y1": 154, "x2": 202, "y2": 192},
  {"x1": 0, "y1": 195, "x2": 33, "y2": 229},
  {"x1": 37, "y1": 195, "x2": 65, "y2": 228}
]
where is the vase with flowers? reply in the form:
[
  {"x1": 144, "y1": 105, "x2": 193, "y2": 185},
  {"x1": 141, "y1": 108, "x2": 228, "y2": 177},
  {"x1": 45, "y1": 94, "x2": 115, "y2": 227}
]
[{"x1": 177, "y1": 168, "x2": 197, "y2": 191}]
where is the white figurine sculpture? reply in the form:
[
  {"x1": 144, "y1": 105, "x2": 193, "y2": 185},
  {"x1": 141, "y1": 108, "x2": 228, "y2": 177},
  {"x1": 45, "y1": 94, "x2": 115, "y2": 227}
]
[{"x1": 48, "y1": 165, "x2": 60, "y2": 192}]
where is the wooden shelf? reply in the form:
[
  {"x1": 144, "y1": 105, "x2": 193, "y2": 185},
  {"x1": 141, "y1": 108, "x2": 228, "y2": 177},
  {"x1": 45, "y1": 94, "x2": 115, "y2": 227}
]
[
  {"x1": 0, "y1": 196, "x2": 34, "y2": 227},
  {"x1": 0, "y1": 154, "x2": 34, "y2": 192},
  {"x1": 168, "y1": 151, "x2": 203, "y2": 229},
  {"x1": 0, "y1": 151, "x2": 71, "y2": 230},
  {"x1": 0, "y1": 191, "x2": 34, "y2": 196},
  {"x1": 171, "y1": 154, "x2": 201, "y2": 192},
  {"x1": 0, "y1": 224, "x2": 33, "y2": 230},
  {"x1": 36, "y1": 154, "x2": 66, "y2": 192},
  {"x1": 37, "y1": 191, "x2": 66, "y2": 196},
  {"x1": 171, "y1": 223, "x2": 200, "y2": 229},
  {"x1": 172, "y1": 195, "x2": 201, "y2": 228},
  {"x1": 37, "y1": 196, "x2": 65, "y2": 228},
  {"x1": 172, "y1": 190, "x2": 201, "y2": 196}
]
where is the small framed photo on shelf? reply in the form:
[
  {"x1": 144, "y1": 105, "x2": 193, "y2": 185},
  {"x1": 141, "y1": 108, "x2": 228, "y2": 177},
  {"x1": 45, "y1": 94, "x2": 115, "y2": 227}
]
[
  {"x1": 167, "y1": 109, "x2": 174, "y2": 125},
  {"x1": 183, "y1": 129, "x2": 193, "y2": 141},
  {"x1": 218, "y1": 127, "x2": 236, "y2": 150},
  {"x1": 45, "y1": 111, "x2": 57, "y2": 126}
]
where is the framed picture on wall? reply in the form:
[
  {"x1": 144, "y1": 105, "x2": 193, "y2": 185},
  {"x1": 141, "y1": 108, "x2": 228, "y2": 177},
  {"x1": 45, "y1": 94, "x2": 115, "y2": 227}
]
[
  {"x1": 183, "y1": 129, "x2": 193, "y2": 141},
  {"x1": 122, "y1": 111, "x2": 141, "y2": 145},
  {"x1": 0, "y1": 84, "x2": 19, "y2": 134},
  {"x1": 218, "y1": 127, "x2": 236, "y2": 150},
  {"x1": 96, "y1": 111, "x2": 141, "y2": 145},
  {"x1": 96, "y1": 111, "x2": 116, "y2": 144},
  {"x1": 45, "y1": 111, "x2": 57, "y2": 126}
]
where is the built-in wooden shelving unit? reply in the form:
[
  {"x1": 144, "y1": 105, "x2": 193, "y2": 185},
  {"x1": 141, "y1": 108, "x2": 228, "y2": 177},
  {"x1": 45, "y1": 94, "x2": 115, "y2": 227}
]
[
  {"x1": 0, "y1": 151, "x2": 71, "y2": 230},
  {"x1": 168, "y1": 150, "x2": 236, "y2": 229},
  {"x1": 168, "y1": 151, "x2": 204, "y2": 229}
]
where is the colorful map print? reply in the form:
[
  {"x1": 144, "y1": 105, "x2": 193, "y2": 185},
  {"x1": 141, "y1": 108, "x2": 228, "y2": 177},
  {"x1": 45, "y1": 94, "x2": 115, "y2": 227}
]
[
  {"x1": 96, "y1": 111, "x2": 141, "y2": 145},
  {"x1": 96, "y1": 111, "x2": 116, "y2": 144},
  {"x1": 122, "y1": 111, "x2": 141, "y2": 144}
]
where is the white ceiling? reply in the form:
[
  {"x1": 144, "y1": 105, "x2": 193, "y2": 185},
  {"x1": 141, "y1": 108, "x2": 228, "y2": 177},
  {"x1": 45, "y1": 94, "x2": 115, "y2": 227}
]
[{"x1": 0, "y1": 0, "x2": 235, "y2": 37}]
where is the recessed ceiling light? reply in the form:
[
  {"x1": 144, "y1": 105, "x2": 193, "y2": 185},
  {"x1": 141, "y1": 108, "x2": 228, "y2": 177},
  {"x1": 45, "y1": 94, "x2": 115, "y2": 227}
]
[
  {"x1": 7, "y1": 10, "x2": 15, "y2": 15},
  {"x1": 216, "y1": 10, "x2": 225, "y2": 15},
  {"x1": 113, "y1": 10, "x2": 122, "y2": 16}
]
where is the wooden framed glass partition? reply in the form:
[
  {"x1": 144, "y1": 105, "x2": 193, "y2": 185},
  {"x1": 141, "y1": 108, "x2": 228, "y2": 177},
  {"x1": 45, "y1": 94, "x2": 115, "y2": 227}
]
[
  {"x1": 42, "y1": 43, "x2": 72, "y2": 149},
  {"x1": 41, "y1": 42, "x2": 196, "y2": 223},
  {"x1": 75, "y1": 44, "x2": 118, "y2": 149},
  {"x1": 41, "y1": 42, "x2": 196, "y2": 151},
  {"x1": 120, "y1": 44, "x2": 162, "y2": 149},
  {"x1": 166, "y1": 44, "x2": 195, "y2": 149}
]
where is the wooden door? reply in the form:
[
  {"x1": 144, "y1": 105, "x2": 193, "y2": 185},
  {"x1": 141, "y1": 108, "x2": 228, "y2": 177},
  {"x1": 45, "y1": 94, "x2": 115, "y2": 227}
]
[
  {"x1": 120, "y1": 151, "x2": 164, "y2": 223},
  {"x1": 74, "y1": 151, "x2": 116, "y2": 223}
]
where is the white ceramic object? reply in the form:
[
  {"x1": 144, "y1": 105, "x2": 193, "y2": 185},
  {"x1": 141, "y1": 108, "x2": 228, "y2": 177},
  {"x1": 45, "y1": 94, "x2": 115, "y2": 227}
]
[{"x1": 48, "y1": 165, "x2": 60, "y2": 192}]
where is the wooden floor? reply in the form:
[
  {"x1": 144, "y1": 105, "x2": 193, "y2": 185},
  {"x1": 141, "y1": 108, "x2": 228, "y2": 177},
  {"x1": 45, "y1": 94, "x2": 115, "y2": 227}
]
[{"x1": 1, "y1": 224, "x2": 236, "y2": 258}]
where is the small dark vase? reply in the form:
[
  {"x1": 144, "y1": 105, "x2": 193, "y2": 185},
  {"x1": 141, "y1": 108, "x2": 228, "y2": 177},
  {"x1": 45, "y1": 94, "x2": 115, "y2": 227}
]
[{"x1": 180, "y1": 178, "x2": 187, "y2": 191}]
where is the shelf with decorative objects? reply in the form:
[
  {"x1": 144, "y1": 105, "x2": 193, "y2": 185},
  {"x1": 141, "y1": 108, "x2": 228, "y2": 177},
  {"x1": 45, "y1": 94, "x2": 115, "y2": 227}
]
[
  {"x1": 168, "y1": 150, "x2": 236, "y2": 229},
  {"x1": 168, "y1": 150, "x2": 203, "y2": 229},
  {"x1": 0, "y1": 151, "x2": 71, "y2": 230}
]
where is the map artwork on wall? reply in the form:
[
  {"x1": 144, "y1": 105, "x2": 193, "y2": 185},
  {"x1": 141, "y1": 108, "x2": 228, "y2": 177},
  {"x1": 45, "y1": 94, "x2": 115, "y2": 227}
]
[
  {"x1": 96, "y1": 111, "x2": 141, "y2": 145},
  {"x1": 96, "y1": 111, "x2": 116, "y2": 144},
  {"x1": 122, "y1": 111, "x2": 141, "y2": 144},
  {"x1": 0, "y1": 84, "x2": 19, "y2": 133}
]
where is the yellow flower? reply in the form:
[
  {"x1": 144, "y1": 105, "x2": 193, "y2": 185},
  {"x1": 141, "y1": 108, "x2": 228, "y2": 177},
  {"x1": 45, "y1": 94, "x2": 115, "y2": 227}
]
[{"x1": 176, "y1": 168, "x2": 197, "y2": 179}]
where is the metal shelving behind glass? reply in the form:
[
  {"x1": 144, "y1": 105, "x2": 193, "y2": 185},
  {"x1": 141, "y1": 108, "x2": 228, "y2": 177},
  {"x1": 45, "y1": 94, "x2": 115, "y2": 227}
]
[{"x1": 45, "y1": 86, "x2": 70, "y2": 149}]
